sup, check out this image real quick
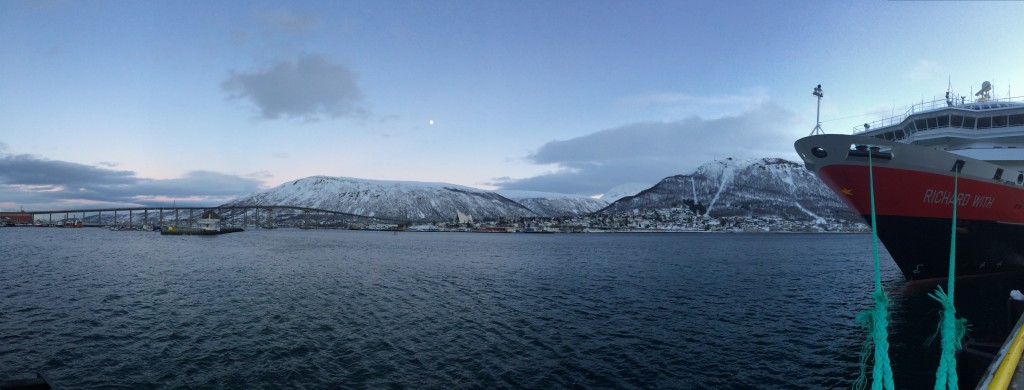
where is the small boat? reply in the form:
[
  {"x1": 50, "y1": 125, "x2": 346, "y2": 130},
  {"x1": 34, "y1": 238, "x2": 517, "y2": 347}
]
[{"x1": 160, "y1": 210, "x2": 243, "y2": 235}]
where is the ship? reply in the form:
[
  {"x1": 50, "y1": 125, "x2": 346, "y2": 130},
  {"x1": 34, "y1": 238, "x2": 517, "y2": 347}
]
[
  {"x1": 795, "y1": 82, "x2": 1024, "y2": 280},
  {"x1": 160, "y1": 209, "x2": 243, "y2": 236}
]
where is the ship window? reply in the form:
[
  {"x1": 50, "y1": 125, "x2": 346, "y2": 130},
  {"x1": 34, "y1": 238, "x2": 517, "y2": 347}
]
[
  {"x1": 937, "y1": 115, "x2": 949, "y2": 128},
  {"x1": 915, "y1": 119, "x2": 927, "y2": 130},
  {"x1": 904, "y1": 124, "x2": 914, "y2": 135},
  {"x1": 927, "y1": 117, "x2": 938, "y2": 129},
  {"x1": 994, "y1": 168, "x2": 1004, "y2": 181},
  {"x1": 1011, "y1": 114, "x2": 1024, "y2": 126},
  {"x1": 963, "y1": 117, "x2": 976, "y2": 128},
  {"x1": 993, "y1": 115, "x2": 1008, "y2": 128},
  {"x1": 977, "y1": 117, "x2": 992, "y2": 129},
  {"x1": 951, "y1": 115, "x2": 965, "y2": 127}
]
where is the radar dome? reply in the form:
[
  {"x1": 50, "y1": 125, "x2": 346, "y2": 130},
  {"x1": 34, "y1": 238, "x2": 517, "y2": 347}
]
[{"x1": 976, "y1": 81, "x2": 992, "y2": 96}]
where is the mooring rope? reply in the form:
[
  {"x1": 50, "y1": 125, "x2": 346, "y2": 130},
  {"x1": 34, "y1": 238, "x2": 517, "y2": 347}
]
[
  {"x1": 854, "y1": 150, "x2": 895, "y2": 390},
  {"x1": 930, "y1": 167, "x2": 968, "y2": 390}
]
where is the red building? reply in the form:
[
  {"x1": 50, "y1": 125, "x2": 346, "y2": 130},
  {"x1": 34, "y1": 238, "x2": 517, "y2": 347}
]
[{"x1": 0, "y1": 212, "x2": 33, "y2": 225}]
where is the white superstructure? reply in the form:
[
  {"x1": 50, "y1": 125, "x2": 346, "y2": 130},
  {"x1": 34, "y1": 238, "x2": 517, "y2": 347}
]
[{"x1": 853, "y1": 82, "x2": 1024, "y2": 172}]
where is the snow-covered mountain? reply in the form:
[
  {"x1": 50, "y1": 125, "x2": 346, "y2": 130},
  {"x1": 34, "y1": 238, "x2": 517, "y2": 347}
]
[
  {"x1": 224, "y1": 176, "x2": 538, "y2": 222},
  {"x1": 222, "y1": 158, "x2": 860, "y2": 225},
  {"x1": 599, "y1": 158, "x2": 861, "y2": 224},
  {"x1": 598, "y1": 182, "x2": 651, "y2": 203},
  {"x1": 496, "y1": 190, "x2": 607, "y2": 217}
]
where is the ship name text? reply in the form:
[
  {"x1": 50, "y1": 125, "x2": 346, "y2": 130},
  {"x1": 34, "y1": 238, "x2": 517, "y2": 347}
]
[{"x1": 922, "y1": 189, "x2": 995, "y2": 209}]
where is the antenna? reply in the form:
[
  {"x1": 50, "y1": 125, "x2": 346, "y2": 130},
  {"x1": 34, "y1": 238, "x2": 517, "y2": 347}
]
[
  {"x1": 810, "y1": 84, "x2": 825, "y2": 135},
  {"x1": 946, "y1": 76, "x2": 955, "y2": 107}
]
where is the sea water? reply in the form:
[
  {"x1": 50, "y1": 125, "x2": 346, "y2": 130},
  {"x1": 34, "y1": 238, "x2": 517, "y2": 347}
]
[{"x1": 1, "y1": 228, "x2": 1018, "y2": 389}]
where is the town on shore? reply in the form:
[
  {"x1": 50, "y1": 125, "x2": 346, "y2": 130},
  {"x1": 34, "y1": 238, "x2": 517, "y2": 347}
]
[{"x1": 3, "y1": 205, "x2": 867, "y2": 234}]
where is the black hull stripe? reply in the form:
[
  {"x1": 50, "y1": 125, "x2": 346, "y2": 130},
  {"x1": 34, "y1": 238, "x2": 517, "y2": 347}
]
[{"x1": 867, "y1": 215, "x2": 1024, "y2": 280}]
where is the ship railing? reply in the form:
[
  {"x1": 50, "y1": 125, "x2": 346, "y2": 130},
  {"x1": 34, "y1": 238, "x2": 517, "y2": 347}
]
[{"x1": 853, "y1": 95, "x2": 1024, "y2": 134}]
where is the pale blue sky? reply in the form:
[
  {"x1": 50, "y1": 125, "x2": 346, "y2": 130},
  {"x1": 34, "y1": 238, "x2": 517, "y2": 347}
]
[{"x1": 3, "y1": 0, "x2": 1024, "y2": 210}]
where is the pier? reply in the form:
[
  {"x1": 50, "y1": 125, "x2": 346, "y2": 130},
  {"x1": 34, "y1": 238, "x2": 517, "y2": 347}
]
[
  {"x1": 968, "y1": 297, "x2": 1024, "y2": 389},
  {"x1": 0, "y1": 205, "x2": 406, "y2": 229}
]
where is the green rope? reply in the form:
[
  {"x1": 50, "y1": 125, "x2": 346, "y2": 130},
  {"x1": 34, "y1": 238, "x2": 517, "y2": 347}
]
[
  {"x1": 853, "y1": 151, "x2": 895, "y2": 390},
  {"x1": 931, "y1": 168, "x2": 968, "y2": 390}
]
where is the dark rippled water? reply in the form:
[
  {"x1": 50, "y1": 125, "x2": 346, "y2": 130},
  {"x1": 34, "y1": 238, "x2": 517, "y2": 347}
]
[{"x1": 1, "y1": 228, "x2": 1019, "y2": 389}]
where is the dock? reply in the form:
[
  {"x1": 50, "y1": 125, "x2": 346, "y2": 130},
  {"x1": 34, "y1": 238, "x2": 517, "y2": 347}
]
[
  {"x1": 973, "y1": 297, "x2": 1024, "y2": 389},
  {"x1": 0, "y1": 372, "x2": 53, "y2": 390}
]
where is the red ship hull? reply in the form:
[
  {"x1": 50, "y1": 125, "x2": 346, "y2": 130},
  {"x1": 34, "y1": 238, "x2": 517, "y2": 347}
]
[{"x1": 797, "y1": 134, "x2": 1024, "y2": 280}]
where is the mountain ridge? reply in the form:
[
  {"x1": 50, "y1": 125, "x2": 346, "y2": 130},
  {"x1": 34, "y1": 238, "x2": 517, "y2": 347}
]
[
  {"x1": 222, "y1": 157, "x2": 861, "y2": 226},
  {"x1": 598, "y1": 157, "x2": 859, "y2": 224}
]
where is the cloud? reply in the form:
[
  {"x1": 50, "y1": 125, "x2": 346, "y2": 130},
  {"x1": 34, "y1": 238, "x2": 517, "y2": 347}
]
[
  {"x1": 492, "y1": 101, "x2": 801, "y2": 195},
  {"x1": 247, "y1": 170, "x2": 274, "y2": 180},
  {"x1": 222, "y1": 55, "x2": 368, "y2": 121},
  {"x1": 130, "y1": 171, "x2": 265, "y2": 198},
  {"x1": 0, "y1": 153, "x2": 136, "y2": 187},
  {"x1": 0, "y1": 153, "x2": 265, "y2": 210},
  {"x1": 615, "y1": 88, "x2": 770, "y2": 119},
  {"x1": 257, "y1": 8, "x2": 320, "y2": 33}
]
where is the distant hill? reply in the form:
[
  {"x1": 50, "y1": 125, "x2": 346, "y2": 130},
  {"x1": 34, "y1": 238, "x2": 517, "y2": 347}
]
[
  {"x1": 598, "y1": 182, "x2": 651, "y2": 202},
  {"x1": 496, "y1": 190, "x2": 607, "y2": 217},
  {"x1": 599, "y1": 157, "x2": 862, "y2": 224},
  {"x1": 224, "y1": 176, "x2": 537, "y2": 222}
]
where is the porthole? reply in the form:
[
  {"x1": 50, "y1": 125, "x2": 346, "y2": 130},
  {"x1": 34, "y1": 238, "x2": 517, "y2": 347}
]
[{"x1": 810, "y1": 147, "x2": 827, "y2": 158}]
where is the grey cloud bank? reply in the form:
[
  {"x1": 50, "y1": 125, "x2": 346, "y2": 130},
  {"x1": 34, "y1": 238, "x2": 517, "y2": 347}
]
[
  {"x1": 222, "y1": 55, "x2": 367, "y2": 121},
  {"x1": 0, "y1": 153, "x2": 263, "y2": 210},
  {"x1": 494, "y1": 102, "x2": 801, "y2": 195}
]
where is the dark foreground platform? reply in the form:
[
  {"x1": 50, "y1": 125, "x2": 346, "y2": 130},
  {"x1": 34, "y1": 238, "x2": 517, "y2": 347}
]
[{"x1": 0, "y1": 372, "x2": 52, "y2": 390}]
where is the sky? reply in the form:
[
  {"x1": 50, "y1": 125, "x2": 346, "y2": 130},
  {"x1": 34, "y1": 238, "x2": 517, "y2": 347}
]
[{"x1": 3, "y1": 0, "x2": 1024, "y2": 211}]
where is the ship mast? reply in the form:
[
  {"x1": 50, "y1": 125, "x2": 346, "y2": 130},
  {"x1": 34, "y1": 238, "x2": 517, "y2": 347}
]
[{"x1": 810, "y1": 84, "x2": 825, "y2": 135}]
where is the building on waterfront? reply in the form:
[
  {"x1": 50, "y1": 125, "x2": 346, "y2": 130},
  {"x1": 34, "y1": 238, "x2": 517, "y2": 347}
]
[
  {"x1": 0, "y1": 212, "x2": 33, "y2": 225},
  {"x1": 198, "y1": 210, "x2": 222, "y2": 231}
]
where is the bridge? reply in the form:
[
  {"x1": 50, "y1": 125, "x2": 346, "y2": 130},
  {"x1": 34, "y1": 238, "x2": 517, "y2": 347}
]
[{"x1": 6, "y1": 205, "x2": 409, "y2": 228}]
